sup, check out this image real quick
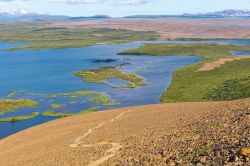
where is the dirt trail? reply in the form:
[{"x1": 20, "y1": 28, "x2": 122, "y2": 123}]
[
  {"x1": 198, "y1": 55, "x2": 250, "y2": 71},
  {"x1": 85, "y1": 142, "x2": 122, "y2": 166},
  {"x1": 70, "y1": 110, "x2": 132, "y2": 166}
]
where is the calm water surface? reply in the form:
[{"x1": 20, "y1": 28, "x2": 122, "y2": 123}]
[{"x1": 0, "y1": 39, "x2": 249, "y2": 139}]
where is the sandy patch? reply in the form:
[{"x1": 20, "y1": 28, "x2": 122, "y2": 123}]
[{"x1": 198, "y1": 55, "x2": 250, "y2": 71}]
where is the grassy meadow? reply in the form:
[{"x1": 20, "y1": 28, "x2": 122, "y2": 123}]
[{"x1": 0, "y1": 23, "x2": 157, "y2": 50}]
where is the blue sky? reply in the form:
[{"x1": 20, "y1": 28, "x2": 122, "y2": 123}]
[{"x1": 0, "y1": 0, "x2": 250, "y2": 17}]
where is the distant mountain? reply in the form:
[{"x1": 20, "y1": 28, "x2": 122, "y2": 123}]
[
  {"x1": 69, "y1": 15, "x2": 111, "y2": 20},
  {"x1": 182, "y1": 10, "x2": 250, "y2": 18},
  {"x1": 1, "y1": 9, "x2": 250, "y2": 22},
  {"x1": 124, "y1": 15, "x2": 177, "y2": 18},
  {"x1": 125, "y1": 10, "x2": 250, "y2": 19},
  {"x1": 0, "y1": 11, "x2": 111, "y2": 21}
]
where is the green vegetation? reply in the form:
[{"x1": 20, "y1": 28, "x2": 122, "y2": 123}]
[
  {"x1": 63, "y1": 91, "x2": 112, "y2": 103},
  {"x1": 0, "y1": 23, "x2": 157, "y2": 50},
  {"x1": 43, "y1": 106, "x2": 100, "y2": 118},
  {"x1": 120, "y1": 43, "x2": 250, "y2": 102},
  {"x1": 120, "y1": 43, "x2": 250, "y2": 60},
  {"x1": 206, "y1": 76, "x2": 250, "y2": 101},
  {"x1": 42, "y1": 91, "x2": 117, "y2": 117},
  {"x1": 0, "y1": 90, "x2": 117, "y2": 121},
  {"x1": 43, "y1": 110, "x2": 75, "y2": 118},
  {"x1": 102, "y1": 102, "x2": 118, "y2": 106},
  {"x1": 51, "y1": 104, "x2": 65, "y2": 109},
  {"x1": 0, "y1": 112, "x2": 39, "y2": 122},
  {"x1": 0, "y1": 99, "x2": 38, "y2": 115},
  {"x1": 74, "y1": 66, "x2": 145, "y2": 88}
]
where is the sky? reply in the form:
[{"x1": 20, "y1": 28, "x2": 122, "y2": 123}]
[{"x1": 0, "y1": 0, "x2": 250, "y2": 17}]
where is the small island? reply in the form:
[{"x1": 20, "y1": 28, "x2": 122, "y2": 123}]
[
  {"x1": 74, "y1": 66, "x2": 146, "y2": 88},
  {"x1": 0, "y1": 112, "x2": 39, "y2": 122},
  {"x1": 0, "y1": 90, "x2": 118, "y2": 121},
  {"x1": 92, "y1": 58, "x2": 119, "y2": 63},
  {"x1": 0, "y1": 99, "x2": 38, "y2": 115}
]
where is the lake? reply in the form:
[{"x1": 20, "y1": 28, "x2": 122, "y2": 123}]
[{"x1": 0, "y1": 39, "x2": 249, "y2": 139}]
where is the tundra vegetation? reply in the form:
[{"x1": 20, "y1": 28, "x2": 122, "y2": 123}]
[
  {"x1": 74, "y1": 66, "x2": 146, "y2": 88},
  {"x1": 0, "y1": 23, "x2": 157, "y2": 50},
  {"x1": 120, "y1": 43, "x2": 250, "y2": 102}
]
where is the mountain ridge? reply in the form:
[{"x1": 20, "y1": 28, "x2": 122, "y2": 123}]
[{"x1": 1, "y1": 9, "x2": 250, "y2": 21}]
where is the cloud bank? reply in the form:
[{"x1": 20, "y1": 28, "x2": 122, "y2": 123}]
[{"x1": 0, "y1": 0, "x2": 152, "y2": 5}]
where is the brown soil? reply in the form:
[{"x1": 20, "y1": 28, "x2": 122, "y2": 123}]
[
  {"x1": 198, "y1": 55, "x2": 250, "y2": 71},
  {"x1": 0, "y1": 98, "x2": 249, "y2": 166},
  {"x1": 51, "y1": 18, "x2": 250, "y2": 40}
]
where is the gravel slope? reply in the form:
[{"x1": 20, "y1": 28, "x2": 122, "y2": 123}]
[{"x1": 0, "y1": 99, "x2": 249, "y2": 166}]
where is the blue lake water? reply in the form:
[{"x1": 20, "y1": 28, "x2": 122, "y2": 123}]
[
  {"x1": 0, "y1": 39, "x2": 249, "y2": 139},
  {"x1": 232, "y1": 50, "x2": 250, "y2": 56}
]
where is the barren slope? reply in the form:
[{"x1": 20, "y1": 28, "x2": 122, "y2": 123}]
[{"x1": 0, "y1": 98, "x2": 249, "y2": 165}]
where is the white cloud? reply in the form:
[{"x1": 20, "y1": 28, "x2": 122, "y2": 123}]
[
  {"x1": 121, "y1": 0, "x2": 150, "y2": 5},
  {"x1": 50, "y1": 0, "x2": 99, "y2": 4},
  {"x1": 0, "y1": 0, "x2": 100, "y2": 4},
  {"x1": 0, "y1": 9, "x2": 47, "y2": 15},
  {"x1": 0, "y1": 0, "x2": 152, "y2": 5}
]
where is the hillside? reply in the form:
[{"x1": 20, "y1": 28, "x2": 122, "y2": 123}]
[{"x1": 0, "y1": 98, "x2": 249, "y2": 165}]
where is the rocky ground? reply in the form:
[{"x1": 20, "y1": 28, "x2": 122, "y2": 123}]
[
  {"x1": 110, "y1": 100, "x2": 250, "y2": 166},
  {"x1": 0, "y1": 99, "x2": 249, "y2": 166}
]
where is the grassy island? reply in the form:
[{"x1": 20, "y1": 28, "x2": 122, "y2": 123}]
[
  {"x1": 42, "y1": 91, "x2": 117, "y2": 118},
  {"x1": 43, "y1": 106, "x2": 100, "y2": 118},
  {"x1": 1, "y1": 90, "x2": 117, "y2": 120},
  {"x1": 0, "y1": 99, "x2": 38, "y2": 115},
  {"x1": 120, "y1": 43, "x2": 250, "y2": 102},
  {"x1": 74, "y1": 66, "x2": 146, "y2": 88},
  {"x1": 0, "y1": 112, "x2": 39, "y2": 122}
]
